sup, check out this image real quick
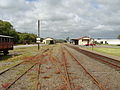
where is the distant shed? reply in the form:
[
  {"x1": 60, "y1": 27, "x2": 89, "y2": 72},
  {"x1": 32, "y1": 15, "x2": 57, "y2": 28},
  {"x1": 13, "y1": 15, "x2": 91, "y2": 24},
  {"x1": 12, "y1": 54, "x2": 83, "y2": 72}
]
[
  {"x1": 43, "y1": 37, "x2": 55, "y2": 44},
  {"x1": 71, "y1": 36, "x2": 94, "y2": 45}
]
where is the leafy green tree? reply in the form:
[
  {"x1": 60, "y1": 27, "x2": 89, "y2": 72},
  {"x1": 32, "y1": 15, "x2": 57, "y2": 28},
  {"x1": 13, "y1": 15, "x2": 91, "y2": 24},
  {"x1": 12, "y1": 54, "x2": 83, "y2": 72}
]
[
  {"x1": 0, "y1": 20, "x2": 19, "y2": 43},
  {"x1": 18, "y1": 33, "x2": 37, "y2": 44},
  {"x1": 0, "y1": 20, "x2": 37, "y2": 44},
  {"x1": 0, "y1": 20, "x2": 13, "y2": 34}
]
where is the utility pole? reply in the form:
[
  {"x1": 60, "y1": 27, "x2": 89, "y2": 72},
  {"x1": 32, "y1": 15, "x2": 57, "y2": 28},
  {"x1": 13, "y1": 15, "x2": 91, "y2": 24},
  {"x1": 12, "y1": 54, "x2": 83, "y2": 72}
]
[{"x1": 38, "y1": 20, "x2": 40, "y2": 50}]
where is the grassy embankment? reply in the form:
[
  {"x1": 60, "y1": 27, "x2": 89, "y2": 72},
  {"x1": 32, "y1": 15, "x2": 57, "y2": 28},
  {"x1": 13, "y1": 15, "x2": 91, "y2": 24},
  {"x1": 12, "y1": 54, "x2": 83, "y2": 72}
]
[{"x1": 88, "y1": 47, "x2": 120, "y2": 57}]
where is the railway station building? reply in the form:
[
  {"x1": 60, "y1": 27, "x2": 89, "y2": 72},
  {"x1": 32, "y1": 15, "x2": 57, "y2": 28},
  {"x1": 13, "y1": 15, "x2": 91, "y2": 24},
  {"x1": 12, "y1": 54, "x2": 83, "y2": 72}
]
[
  {"x1": 71, "y1": 36, "x2": 94, "y2": 45},
  {"x1": 42, "y1": 37, "x2": 56, "y2": 44}
]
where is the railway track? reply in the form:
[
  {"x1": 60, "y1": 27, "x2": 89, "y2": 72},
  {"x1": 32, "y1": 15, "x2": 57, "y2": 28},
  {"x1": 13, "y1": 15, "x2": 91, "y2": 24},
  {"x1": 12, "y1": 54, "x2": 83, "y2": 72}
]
[
  {"x1": 36, "y1": 48, "x2": 70, "y2": 90},
  {"x1": 5, "y1": 63, "x2": 37, "y2": 90},
  {"x1": 0, "y1": 61, "x2": 25, "y2": 75},
  {"x1": 36, "y1": 54, "x2": 45, "y2": 90},
  {"x1": 0, "y1": 45, "x2": 119, "y2": 89},
  {"x1": 49, "y1": 49, "x2": 73, "y2": 90},
  {"x1": 63, "y1": 46, "x2": 107, "y2": 90},
  {"x1": 61, "y1": 48, "x2": 73, "y2": 90},
  {"x1": 0, "y1": 52, "x2": 44, "y2": 76},
  {"x1": 66, "y1": 44, "x2": 120, "y2": 71},
  {"x1": 0, "y1": 48, "x2": 50, "y2": 90},
  {"x1": 49, "y1": 55, "x2": 72, "y2": 90},
  {"x1": 48, "y1": 46, "x2": 105, "y2": 90},
  {"x1": 36, "y1": 64, "x2": 41, "y2": 90},
  {"x1": 0, "y1": 59, "x2": 41, "y2": 90}
]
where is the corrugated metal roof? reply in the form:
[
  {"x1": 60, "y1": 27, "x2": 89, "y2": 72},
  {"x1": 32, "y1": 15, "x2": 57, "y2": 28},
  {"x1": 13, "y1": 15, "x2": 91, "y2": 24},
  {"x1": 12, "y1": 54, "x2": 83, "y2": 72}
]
[
  {"x1": 72, "y1": 36, "x2": 92, "y2": 40},
  {"x1": 77, "y1": 36, "x2": 91, "y2": 40},
  {"x1": 0, "y1": 35, "x2": 13, "y2": 38}
]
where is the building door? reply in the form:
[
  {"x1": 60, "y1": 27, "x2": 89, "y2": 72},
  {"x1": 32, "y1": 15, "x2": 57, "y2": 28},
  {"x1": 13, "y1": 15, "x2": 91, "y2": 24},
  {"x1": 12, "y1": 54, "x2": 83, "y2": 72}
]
[
  {"x1": 50, "y1": 40, "x2": 54, "y2": 44},
  {"x1": 74, "y1": 40, "x2": 78, "y2": 45}
]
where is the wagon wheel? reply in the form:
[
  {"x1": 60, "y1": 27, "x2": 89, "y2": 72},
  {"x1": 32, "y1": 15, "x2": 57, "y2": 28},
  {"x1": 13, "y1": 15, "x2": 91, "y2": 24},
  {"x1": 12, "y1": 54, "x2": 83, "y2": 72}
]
[{"x1": 3, "y1": 50, "x2": 9, "y2": 55}]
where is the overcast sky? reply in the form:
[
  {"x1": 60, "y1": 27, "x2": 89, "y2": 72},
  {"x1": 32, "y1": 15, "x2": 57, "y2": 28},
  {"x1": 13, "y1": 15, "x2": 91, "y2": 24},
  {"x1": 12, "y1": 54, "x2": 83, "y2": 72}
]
[{"x1": 0, "y1": 0, "x2": 120, "y2": 39}]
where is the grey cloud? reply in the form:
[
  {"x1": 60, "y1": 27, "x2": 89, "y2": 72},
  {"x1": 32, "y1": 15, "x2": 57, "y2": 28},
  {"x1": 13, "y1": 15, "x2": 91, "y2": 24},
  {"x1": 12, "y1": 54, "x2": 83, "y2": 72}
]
[
  {"x1": 0, "y1": 0, "x2": 120, "y2": 39},
  {"x1": 0, "y1": 0, "x2": 31, "y2": 11}
]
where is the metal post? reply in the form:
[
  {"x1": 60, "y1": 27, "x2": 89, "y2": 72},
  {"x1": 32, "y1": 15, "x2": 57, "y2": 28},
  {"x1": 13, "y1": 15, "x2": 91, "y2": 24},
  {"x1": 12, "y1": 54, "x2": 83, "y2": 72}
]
[
  {"x1": 38, "y1": 20, "x2": 40, "y2": 50},
  {"x1": 92, "y1": 39, "x2": 94, "y2": 50}
]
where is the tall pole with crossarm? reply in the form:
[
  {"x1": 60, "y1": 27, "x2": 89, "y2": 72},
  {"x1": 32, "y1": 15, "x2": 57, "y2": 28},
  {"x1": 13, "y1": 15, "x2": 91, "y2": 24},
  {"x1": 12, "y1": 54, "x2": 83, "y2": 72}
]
[{"x1": 38, "y1": 20, "x2": 40, "y2": 50}]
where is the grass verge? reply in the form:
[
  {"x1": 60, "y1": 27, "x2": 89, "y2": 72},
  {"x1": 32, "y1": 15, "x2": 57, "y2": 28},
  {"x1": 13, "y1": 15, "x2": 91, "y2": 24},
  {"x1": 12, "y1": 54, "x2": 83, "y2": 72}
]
[{"x1": 88, "y1": 47, "x2": 120, "y2": 57}]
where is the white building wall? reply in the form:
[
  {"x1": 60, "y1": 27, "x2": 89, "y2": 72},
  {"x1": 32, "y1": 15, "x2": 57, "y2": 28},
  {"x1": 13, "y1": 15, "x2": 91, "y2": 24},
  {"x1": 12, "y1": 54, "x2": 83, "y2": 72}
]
[
  {"x1": 89, "y1": 39, "x2": 94, "y2": 44},
  {"x1": 78, "y1": 40, "x2": 82, "y2": 45},
  {"x1": 42, "y1": 38, "x2": 54, "y2": 44},
  {"x1": 79, "y1": 40, "x2": 88, "y2": 45},
  {"x1": 78, "y1": 39, "x2": 94, "y2": 45},
  {"x1": 42, "y1": 40, "x2": 46, "y2": 44},
  {"x1": 95, "y1": 39, "x2": 120, "y2": 45}
]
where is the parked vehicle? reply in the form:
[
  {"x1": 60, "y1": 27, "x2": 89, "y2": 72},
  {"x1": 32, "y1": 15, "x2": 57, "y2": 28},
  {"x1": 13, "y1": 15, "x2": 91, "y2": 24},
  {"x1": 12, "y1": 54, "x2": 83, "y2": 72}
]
[{"x1": 0, "y1": 35, "x2": 14, "y2": 55}]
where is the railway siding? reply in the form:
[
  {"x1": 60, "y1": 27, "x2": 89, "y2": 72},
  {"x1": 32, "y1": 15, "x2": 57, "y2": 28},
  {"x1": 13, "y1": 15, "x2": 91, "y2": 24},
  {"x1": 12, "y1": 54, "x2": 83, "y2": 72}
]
[
  {"x1": 66, "y1": 44, "x2": 120, "y2": 70},
  {"x1": 9, "y1": 64, "x2": 38, "y2": 90},
  {"x1": 62, "y1": 47, "x2": 100, "y2": 90},
  {"x1": 0, "y1": 62, "x2": 34, "y2": 90},
  {"x1": 65, "y1": 45, "x2": 120, "y2": 90}
]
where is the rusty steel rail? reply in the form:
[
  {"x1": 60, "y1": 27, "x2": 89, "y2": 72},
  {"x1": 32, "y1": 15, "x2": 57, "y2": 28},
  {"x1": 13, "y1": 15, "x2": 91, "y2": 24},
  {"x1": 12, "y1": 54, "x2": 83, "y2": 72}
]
[
  {"x1": 61, "y1": 47, "x2": 73, "y2": 90},
  {"x1": 35, "y1": 54, "x2": 45, "y2": 90},
  {"x1": 66, "y1": 44, "x2": 120, "y2": 70},
  {"x1": 0, "y1": 51, "x2": 45, "y2": 76},
  {"x1": 36, "y1": 64, "x2": 41, "y2": 90},
  {"x1": 0, "y1": 47, "x2": 51, "y2": 90},
  {"x1": 5, "y1": 54, "x2": 45, "y2": 90},
  {"x1": 5, "y1": 63, "x2": 37, "y2": 90},
  {"x1": 0, "y1": 61, "x2": 25, "y2": 75},
  {"x1": 48, "y1": 51, "x2": 69, "y2": 89},
  {"x1": 63, "y1": 46, "x2": 107, "y2": 90},
  {"x1": 48, "y1": 48, "x2": 72, "y2": 90},
  {"x1": 36, "y1": 49, "x2": 51, "y2": 90},
  {"x1": 50, "y1": 56, "x2": 72, "y2": 90}
]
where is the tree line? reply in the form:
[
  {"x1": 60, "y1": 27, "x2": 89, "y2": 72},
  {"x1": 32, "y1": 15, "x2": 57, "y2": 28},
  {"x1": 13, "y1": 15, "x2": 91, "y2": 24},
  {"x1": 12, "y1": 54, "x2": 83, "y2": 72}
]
[{"x1": 0, "y1": 20, "x2": 37, "y2": 44}]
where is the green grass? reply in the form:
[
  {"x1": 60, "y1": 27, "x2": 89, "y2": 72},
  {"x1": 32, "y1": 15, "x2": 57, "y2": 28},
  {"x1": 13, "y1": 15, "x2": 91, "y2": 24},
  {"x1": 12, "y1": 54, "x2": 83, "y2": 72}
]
[
  {"x1": 101, "y1": 44, "x2": 120, "y2": 47},
  {"x1": 88, "y1": 47, "x2": 120, "y2": 57},
  {"x1": 0, "y1": 46, "x2": 42, "y2": 71}
]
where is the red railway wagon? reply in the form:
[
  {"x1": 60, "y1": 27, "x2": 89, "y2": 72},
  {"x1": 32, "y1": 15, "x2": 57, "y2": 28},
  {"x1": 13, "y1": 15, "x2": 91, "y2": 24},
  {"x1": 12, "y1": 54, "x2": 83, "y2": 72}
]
[{"x1": 0, "y1": 35, "x2": 14, "y2": 55}]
